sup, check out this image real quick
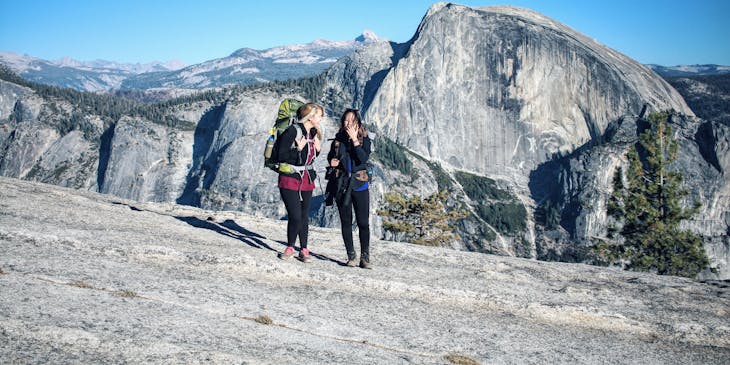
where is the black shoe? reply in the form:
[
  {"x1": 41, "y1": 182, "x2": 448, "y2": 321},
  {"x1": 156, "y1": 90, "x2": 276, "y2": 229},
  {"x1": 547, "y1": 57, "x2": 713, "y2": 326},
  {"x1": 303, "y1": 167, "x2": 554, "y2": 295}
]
[
  {"x1": 346, "y1": 257, "x2": 358, "y2": 267},
  {"x1": 359, "y1": 259, "x2": 372, "y2": 270}
]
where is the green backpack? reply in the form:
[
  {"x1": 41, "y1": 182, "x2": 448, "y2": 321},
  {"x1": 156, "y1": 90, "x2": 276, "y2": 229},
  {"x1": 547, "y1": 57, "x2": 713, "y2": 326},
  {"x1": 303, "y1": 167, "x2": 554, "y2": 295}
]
[{"x1": 264, "y1": 98, "x2": 305, "y2": 172}]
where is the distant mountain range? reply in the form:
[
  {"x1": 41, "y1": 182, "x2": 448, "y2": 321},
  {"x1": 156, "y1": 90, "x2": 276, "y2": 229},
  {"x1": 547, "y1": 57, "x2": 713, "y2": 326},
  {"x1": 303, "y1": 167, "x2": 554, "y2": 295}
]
[
  {"x1": 1, "y1": 32, "x2": 725, "y2": 93},
  {"x1": 0, "y1": 31, "x2": 381, "y2": 92},
  {"x1": 647, "y1": 64, "x2": 730, "y2": 77},
  {"x1": 0, "y1": 52, "x2": 185, "y2": 92}
]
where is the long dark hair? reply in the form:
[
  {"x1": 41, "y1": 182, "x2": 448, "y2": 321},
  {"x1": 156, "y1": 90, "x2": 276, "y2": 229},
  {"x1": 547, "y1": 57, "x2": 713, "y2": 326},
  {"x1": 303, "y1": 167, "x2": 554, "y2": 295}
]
[{"x1": 339, "y1": 108, "x2": 368, "y2": 141}]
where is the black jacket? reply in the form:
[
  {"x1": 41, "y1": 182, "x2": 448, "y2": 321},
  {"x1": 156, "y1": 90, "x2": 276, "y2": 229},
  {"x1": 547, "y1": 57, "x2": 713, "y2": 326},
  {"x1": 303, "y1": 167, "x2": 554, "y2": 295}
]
[
  {"x1": 276, "y1": 123, "x2": 320, "y2": 180},
  {"x1": 327, "y1": 130, "x2": 371, "y2": 191}
]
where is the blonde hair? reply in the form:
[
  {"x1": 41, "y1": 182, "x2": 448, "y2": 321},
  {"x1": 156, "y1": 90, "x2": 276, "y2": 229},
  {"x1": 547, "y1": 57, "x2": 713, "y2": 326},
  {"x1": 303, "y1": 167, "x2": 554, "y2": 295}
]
[
  {"x1": 297, "y1": 103, "x2": 323, "y2": 123},
  {"x1": 297, "y1": 102, "x2": 324, "y2": 140}
]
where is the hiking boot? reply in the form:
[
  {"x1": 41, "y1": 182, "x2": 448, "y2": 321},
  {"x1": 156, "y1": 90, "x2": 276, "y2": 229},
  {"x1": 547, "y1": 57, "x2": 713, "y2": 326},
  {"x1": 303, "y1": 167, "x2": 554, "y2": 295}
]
[
  {"x1": 278, "y1": 246, "x2": 295, "y2": 260},
  {"x1": 298, "y1": 248, "x2": 312, "y2": 263},
  {"x1": 359, "y1": 259, "x2": 372, "y2": 270},
  {"x1": 345, "y1": 257, "x2": 358, "y2": 267}
]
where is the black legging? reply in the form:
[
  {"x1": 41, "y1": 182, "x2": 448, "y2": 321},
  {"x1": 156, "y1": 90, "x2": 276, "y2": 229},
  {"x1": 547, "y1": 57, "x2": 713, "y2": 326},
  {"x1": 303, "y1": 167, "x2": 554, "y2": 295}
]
[
  {"x1": 280, "y1": 188, "x2": 313, "y2": 249},
  {"x1": 337, "y1": 189, "x2": 370, "y2": 261}
]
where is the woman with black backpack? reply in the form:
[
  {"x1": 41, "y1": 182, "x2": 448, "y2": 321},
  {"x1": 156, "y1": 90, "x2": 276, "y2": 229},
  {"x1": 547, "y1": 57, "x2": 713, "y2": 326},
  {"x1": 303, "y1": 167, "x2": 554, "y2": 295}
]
[
  {"x1": 276, "y1": 102, "x2": 323, "y2": 263},
  {"x1": 326, "y1": 109, "x2": 372, "y2": 269}
]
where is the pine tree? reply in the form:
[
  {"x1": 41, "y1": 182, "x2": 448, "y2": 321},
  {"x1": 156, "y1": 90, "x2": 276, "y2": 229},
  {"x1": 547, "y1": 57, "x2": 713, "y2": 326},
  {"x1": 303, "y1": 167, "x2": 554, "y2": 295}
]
[
  {"x1": 604, "y1": 111, "x2": 708, "y2": 277},
  {"x1": 378, "y1": 191, "x2": 467, "y2": 247}
]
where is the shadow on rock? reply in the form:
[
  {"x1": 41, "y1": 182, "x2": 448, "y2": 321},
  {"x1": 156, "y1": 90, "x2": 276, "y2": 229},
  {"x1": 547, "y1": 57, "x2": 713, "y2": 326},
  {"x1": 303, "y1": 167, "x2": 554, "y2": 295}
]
[
  {"x1": 176, "y1": 216, "x2": 276, "y2": 252},
  {"x1": 273, "y1": 240, "x2": 345, "y2": 266}
]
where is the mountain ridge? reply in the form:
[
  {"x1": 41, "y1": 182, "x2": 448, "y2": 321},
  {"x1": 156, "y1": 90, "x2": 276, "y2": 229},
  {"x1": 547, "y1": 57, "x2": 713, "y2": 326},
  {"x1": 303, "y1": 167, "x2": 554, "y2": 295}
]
[
  {"x1": 0, "y1": 51, "x2": 185, "y2": 92},
  {"x1": 649, "y1": 64, "x2": 730, "y2": 77},
  {"x1": 0, "y1": 31, "x2": 381, "y2": 92},
  {"x1": 3, "y1": 31, "x2": 728, "y2": 94}
]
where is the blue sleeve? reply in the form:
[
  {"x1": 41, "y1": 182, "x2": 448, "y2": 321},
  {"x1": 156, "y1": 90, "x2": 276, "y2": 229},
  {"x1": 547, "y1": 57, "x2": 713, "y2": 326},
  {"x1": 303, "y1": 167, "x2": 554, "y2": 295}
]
[{"x1": 353, "y1": 137, "x2": 371, "y2": 165}]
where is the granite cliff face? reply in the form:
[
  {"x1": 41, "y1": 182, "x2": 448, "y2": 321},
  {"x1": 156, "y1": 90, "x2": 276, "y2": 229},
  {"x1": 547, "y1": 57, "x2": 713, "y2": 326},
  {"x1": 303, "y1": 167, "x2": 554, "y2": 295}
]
[
  {"x1": 367, "y1": 4, "x2": 692, "y2": 177},
  {"x1": 99, "y1": 116, "x2": 193, "y2": 202},
  {"x1": 530, "y1": 113, "x2": 730, "y2": 278},
  {"x1": 359, "y1": 4, "x2": 727, "y2": 277},
  {"x1": 0, "y1": 80, "x2": 102, "y2": 189},
  {"x1": 0, "y1": 4, "x2": 727, "y2": 278},
  {"x1": 321, "y1": 39, "x2": 401, "y2": 112}
]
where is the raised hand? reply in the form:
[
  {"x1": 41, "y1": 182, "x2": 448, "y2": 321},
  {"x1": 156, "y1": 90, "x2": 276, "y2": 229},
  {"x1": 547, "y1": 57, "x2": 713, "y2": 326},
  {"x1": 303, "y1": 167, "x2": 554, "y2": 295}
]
[
  {"x1": 313, "y1": 134, "x2": 322, "y2": 152},
  {"x1": 346, "y1": 124, "x2": 360, "y2": 146},
  {"x1": 295, "y1": 135, "x2": 307, "y2": 151}
]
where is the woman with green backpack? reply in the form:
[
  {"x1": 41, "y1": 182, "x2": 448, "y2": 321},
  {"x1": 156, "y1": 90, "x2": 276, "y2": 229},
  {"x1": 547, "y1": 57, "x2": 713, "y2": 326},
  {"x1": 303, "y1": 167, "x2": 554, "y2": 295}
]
[
  {"x1": 326, "y1": 109, "x2": 372, "y2": 269},
  {"x1": 276, "y1": 102, "x2": 323, "y2": 263}
]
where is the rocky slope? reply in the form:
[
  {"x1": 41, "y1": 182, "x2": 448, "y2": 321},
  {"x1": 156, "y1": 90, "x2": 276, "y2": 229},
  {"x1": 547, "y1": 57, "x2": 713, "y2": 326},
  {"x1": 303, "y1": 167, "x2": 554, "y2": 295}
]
[
  {"x1": 1, "y1": 177, "x2": 729, "y2": 364},
  {"x1": 532, "y1": 113, "x2": 730, "y2": 275},
  {"x1": 665, "y1": 74, "x2": 730, "y2": 126}
]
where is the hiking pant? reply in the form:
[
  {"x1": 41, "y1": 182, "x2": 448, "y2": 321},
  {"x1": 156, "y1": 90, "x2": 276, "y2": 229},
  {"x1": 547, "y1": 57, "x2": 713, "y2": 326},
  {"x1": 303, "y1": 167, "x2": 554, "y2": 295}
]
[
  {"x1": 337, "y1": 189, "x2": 370, "y2": 261},
  {"x1": 280, "y1": 188, "x2": 313, "y2": 249}
]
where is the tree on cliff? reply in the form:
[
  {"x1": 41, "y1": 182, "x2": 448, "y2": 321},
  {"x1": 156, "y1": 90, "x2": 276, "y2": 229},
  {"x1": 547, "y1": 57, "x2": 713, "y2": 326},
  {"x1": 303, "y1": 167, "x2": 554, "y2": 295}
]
[
  {"x1": 378, "y1": 191, "x2": 466, "y2": 247},
  {"x1": 601, "y1": 111, "x2": 709, "y2": 277}
]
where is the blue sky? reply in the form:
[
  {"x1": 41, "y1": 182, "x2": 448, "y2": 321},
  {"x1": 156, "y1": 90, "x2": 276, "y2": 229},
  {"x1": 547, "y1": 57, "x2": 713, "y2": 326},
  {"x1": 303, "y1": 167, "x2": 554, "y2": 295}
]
[{"x1": 1, "y1": 0, "x2": 728, "y2": 66}]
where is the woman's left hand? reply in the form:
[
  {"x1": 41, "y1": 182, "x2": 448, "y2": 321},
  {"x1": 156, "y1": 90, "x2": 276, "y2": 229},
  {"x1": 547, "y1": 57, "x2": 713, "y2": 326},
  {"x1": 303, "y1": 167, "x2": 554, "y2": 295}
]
[{"x1": 313, "y1": 134, "x2": 321, "y2": 152}]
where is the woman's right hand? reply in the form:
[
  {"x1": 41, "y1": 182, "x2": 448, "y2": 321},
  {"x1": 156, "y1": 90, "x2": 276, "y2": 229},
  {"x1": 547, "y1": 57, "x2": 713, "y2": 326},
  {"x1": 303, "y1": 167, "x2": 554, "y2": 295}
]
[
  {"x1": 295, "y1": 136, "x2": 307, "y2": 151},
  {"x1": 346, "y1": 124, "x2": 359, "y2": 142},
  {"x1": 330, "y1": 158, "x2": 339, "y2": 167}
]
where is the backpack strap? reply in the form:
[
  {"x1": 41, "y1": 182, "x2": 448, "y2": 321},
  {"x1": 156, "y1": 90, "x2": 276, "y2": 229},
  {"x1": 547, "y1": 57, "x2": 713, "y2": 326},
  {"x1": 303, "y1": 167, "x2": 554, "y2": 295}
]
[
  {"x1": 279, "y1": 124, "x2": 315, "y2": 173},
  {"x1": 288, "y1": 124, "x2": 303, "y2": 149}
]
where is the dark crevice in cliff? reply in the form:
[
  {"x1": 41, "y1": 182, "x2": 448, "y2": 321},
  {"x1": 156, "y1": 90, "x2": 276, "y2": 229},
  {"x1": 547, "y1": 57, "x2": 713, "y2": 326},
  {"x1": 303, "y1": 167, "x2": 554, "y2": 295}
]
[
  {"x1": 177, "y1": 102, "x2": 227, "y2": 206},
  {"x1": 0, "y1": 129, "x2": 16, "y2": 171},
  {"x1": 200, "y1": 142, "x2": 231, "y2": 191},
  {"x1": 529, "y1": 123, "x2": 622, "y2": 237},
  {"x1": 388, "y1": 39, "x2": 414, "y2": 71},
  {"x1": 361, "y1": 68, "x2": 388, "y2": 114},
  {"x1": 582, "y1": 110, "x2": 600, "y2": 142},
  {"x1": 529, "y1": 155, "x2": 573, "y2": 235},
  {"x1": 695, "y1": 122, "x2": 723, "y2": 174},
  {"x1": 362, "y1": 41, "x2": 414, "y2": 115},
  {"x1": 529, "y1": 112, "x2": 707, "y2": 242},
  {"x1": 96, "y1": 123, "x2": 115, "y2": 191}
]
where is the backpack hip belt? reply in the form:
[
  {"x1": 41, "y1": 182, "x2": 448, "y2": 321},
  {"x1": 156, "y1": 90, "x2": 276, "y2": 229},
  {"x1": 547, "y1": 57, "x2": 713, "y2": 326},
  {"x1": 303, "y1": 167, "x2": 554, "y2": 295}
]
[{"x1": 278, "y1": 163, "x2": 314, "y2": 174}]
